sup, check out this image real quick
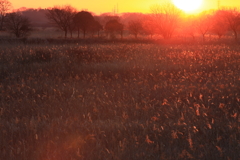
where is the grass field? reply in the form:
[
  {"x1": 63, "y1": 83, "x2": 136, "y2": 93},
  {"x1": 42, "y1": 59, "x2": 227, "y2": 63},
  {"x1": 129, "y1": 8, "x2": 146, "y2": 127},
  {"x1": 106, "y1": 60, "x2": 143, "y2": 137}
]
[{"x1": 0, "y1": 40, "x2": 239, "y2": 159}]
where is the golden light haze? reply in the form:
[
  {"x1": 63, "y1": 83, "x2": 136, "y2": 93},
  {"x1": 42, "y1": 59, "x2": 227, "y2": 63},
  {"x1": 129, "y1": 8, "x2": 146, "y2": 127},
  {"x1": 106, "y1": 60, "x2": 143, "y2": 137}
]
[{"x1": 10, "y1": 0, "x2": 240, "y2": 14}]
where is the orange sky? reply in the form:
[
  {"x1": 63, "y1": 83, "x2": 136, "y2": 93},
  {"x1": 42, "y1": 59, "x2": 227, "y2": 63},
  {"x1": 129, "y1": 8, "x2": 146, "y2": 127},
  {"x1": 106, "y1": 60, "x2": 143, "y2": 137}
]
[{"x1": 10, "y1": 0, "x2": 240, "y2": 14}]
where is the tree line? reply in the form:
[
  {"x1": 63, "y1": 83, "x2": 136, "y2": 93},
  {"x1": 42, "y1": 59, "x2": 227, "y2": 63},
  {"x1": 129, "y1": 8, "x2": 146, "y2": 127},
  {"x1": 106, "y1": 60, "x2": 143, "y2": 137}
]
[{"x1": 1, "y1": 0, "x2": 240, "y2": 41}]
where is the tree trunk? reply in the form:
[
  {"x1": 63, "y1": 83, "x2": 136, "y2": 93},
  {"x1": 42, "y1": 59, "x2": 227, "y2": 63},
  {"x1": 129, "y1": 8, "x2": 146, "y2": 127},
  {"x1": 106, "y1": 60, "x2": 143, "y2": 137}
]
[
  {"x1": 191, "y1": 35, "x2": 195, "y2": 40},
  {"x1": 0, "y1": 16, "x2": 4, "y2": 30},
  {"x1": 233, "y1": 30, "x2": 238, "y2": 41},
  {"x1": 70, "y1": 30, "x2": 73, "y2": 38},
  {"x1": 202, "y1": 34, "x2": 206, "y2": 42},
  {"x1": 83, "y1": 30, "x2": 86, "y2": 38},
  {"x1": 64, "y1": 29, "x2": 67, "y2": 38}
]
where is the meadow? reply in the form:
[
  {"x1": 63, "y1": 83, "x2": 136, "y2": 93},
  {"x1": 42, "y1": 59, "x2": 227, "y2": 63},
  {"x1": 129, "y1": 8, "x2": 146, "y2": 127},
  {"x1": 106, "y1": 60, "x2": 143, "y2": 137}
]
[{"x1": 0, "y1": 39, "x2": 239, "y2": 160}]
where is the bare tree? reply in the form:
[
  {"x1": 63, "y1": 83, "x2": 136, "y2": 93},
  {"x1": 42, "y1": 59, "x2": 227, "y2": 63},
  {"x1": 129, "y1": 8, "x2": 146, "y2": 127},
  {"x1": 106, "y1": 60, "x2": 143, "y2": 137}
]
[
  {"x1": 5, "y1": 12, "x2": 32, "y2": 38},
  {"x1": 194, "y1": 11, "x2": 213, "y2": 41},
  {"x1": 222, "y1": 8, "x2": 240, "y2": 41},
  {"x1": 128, "y1": 20, "x2": 143, "y2": 39},
  {"x1": 68, "y1": 18, "x2": 75, "y2": 38},
  {"x1": 46, "y1": 5, "x2": 76, "y2": 38},
  {"x1": 180, "y1": 15, "x2": 197, "y2": 40},
  {"x1": 105, "y1": 19, "x2": 124, "y2": 39},
  {"x1": 142, "y1": 15, "x2": 156, "y2": 39},
  {"x1": 0, "y1": 0, "x2": 12, "y2": 30},
  {"x1": 210, "y1": 10, "x2": 228, "y2": 39},
  {"x1": 151, "y1": 1, "x2": 182, "y2": 39},
  {"x1": 73, "y1": 11, "x2": 95, "y2": 38}
]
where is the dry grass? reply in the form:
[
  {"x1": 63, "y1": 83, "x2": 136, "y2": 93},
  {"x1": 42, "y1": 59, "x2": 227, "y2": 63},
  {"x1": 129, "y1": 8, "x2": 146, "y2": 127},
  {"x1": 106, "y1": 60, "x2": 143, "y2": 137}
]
[{"x1": 0, "y1": 42, "x2": 239, "y2": 160}]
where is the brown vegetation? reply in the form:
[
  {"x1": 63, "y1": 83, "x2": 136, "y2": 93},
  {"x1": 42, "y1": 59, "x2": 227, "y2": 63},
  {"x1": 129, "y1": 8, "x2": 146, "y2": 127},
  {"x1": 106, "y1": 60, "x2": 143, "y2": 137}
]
[
  {"x1": 0, "y1": 41, "x2": 239, "y2": 159},
  {"x1": 0, "y1": 1, "x2": 240, "y2": 159}
]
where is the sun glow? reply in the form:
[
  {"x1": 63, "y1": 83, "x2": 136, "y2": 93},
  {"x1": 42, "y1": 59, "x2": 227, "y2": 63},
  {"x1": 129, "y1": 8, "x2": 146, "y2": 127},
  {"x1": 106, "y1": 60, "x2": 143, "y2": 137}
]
[{"x1": 172, "y1": 0, "x2": 203, "y2": 13}]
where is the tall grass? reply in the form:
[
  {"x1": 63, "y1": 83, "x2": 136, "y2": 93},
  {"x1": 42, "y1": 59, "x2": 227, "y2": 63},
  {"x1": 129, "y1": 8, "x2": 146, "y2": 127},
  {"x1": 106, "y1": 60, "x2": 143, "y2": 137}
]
[{"x1": 0, "y1": 42, "x2": 239, "y2": 160}]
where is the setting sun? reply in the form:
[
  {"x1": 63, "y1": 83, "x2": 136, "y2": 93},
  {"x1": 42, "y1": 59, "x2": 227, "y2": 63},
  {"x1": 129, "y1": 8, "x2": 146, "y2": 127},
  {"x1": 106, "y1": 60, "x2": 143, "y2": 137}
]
[{"x1": 172, "y1": 0, "x2": 203, "y2": 13}]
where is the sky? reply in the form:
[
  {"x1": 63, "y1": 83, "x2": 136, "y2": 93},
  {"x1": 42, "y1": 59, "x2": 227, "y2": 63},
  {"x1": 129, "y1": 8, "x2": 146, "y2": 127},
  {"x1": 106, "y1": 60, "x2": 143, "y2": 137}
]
[{"x1": 10, "y1": 0, "x2": 240, "y2": 14}]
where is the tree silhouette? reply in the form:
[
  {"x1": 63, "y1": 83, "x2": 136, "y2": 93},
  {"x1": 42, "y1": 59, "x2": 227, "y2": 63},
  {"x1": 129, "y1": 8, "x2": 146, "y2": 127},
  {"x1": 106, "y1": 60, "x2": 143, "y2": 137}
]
[
  {"x1": 180, "y1": 15, "x2": 197, "y2": 40},
  {"x1": 0, "y1": 0, "x2": 11, "y2": 30},
  {"x1": 128, "y1": 20, "x2": 143, "y2": 39},
  {"x1": 194, "y1": 11, "x2": 212, "y2": 41},
  {"x1": 5, "y1": 12, "x2": 32, "y2": 38},
  {"x1": 73, "y1": 11, "x2": 95, "y2": 38},
  {"x1": 46, "y1": 5, "x2": 76, "y2": 38},
  {"x1": 102, "y1": 14, "x2": 120, "y2": 26},
  {"x1": 105, "y1": 19, "x2": 124, "y2": 39},
  {"x1": 68, "y1": 18, "x2": 75, "y2": 38},
  {"x1": 210, "y1": 10, "x2": 228, "y2": 39},
  {"x1": 222, "y1": 8, "x2": 240, "y2": 41},
  {"x1": 142, "y1": 16, "x2": 155, "y2": 39},
  {"x1": 89, "y1": 20, "x2": 103, "y2": 38},
  {"x1": 151, "y1": 1, "x2": 182, "y2": 39}
]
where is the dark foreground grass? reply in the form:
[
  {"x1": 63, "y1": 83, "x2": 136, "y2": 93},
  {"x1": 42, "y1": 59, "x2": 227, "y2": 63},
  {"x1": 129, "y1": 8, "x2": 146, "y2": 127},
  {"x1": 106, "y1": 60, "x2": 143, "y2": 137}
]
[{"x1": 0, "y1": 43, "x2": 239, "y2": 160}]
